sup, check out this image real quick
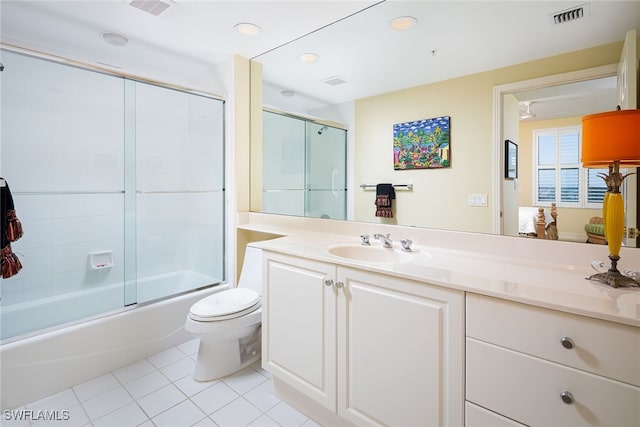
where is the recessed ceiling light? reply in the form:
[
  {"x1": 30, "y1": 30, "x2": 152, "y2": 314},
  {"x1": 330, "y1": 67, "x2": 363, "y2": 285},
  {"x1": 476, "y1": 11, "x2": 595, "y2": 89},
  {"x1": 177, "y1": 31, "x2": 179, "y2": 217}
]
[
  {"x1": 298, "y1": 53, "x2": 319, "y2": 63},
  {"x1": 234, "y1": 23, "x2": 262, "y2": 36},
  {"x1": 390, "y1": 16, "x2": 417, "y2": 31},
  {"x1": 102, "y1": 32, "x2": 128, "y2": 47}
]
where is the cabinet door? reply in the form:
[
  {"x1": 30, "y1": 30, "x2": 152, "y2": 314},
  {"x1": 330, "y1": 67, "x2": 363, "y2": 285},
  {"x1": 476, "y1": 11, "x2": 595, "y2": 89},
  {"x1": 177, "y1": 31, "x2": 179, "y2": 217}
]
[
  {"x1": 337, "y1": 268, "x2": 464, "y2": 426},
  {"x1": 262, "y1": 253, "x2": 337, "y2": 411}
]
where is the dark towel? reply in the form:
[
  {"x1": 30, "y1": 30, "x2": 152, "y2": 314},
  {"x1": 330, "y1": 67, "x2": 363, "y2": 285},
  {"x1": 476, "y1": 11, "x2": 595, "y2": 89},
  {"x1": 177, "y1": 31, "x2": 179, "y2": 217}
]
[
  {"x1": 375, "y1": 183, "x2": 395, "y2": 218},
  {"x1": 1, "y1": 178, "x2": 23, "y2": 278}
]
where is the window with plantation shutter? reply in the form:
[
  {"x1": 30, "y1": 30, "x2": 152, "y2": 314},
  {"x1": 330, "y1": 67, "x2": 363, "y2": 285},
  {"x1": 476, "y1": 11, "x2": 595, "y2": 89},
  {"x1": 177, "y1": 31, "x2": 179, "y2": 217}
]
[
  {"x1": 534, "y1": 127, "x2": 608, "y2": 208},
  {"x1": 587, "y1": 168, "x2": 608, "y2": 203}
]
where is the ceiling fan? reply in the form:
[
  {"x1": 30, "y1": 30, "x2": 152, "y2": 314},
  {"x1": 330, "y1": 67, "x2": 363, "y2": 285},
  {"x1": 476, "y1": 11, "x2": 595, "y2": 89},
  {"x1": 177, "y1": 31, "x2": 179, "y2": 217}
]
[{"x1": 520, "y1": 101, "x2": 536, "y2": 120}]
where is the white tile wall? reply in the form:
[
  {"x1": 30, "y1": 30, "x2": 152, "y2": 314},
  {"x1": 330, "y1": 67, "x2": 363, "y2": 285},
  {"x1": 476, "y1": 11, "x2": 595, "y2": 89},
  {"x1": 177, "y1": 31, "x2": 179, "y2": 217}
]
[
  {"x1": 1, "y1": 52, "x2": 125, "y2": 193},
  {"x1": 135, "y1": 193, "x2": 223, "y2": 281},
  {"x1": 3, "y1": 194, "x2": 125, "y2": 307},
  {"x1": 134, "y1": 82, "x2": 224, "y2": 193}
]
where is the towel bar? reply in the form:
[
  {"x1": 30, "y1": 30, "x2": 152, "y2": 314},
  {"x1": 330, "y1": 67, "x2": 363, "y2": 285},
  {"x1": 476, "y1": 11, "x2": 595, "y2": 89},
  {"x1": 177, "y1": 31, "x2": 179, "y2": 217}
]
[{"x1": 359, "y1": 183, "x2": 413, "y2": 190}]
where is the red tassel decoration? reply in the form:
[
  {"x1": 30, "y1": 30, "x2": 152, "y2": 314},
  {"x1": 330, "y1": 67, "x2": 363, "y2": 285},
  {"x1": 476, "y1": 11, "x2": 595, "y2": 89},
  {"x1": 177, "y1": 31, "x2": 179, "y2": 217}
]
[
  {"x1": 1, "y1": 244, "x2": 23, "y2": 279},
  {"x1": 6, "y1": 210, "x2": 23, "y2": 242}
]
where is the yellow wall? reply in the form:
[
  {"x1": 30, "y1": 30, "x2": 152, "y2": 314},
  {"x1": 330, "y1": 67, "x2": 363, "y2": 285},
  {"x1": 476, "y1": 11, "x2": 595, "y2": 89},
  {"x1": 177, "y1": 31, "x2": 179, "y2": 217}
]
[{"x1": 353, "y1": 41, "x2": 624, "y2": 233}]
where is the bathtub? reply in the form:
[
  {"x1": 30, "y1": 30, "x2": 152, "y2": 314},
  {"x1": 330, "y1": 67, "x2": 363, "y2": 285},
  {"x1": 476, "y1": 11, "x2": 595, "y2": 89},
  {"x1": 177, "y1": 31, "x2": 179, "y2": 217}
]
[
  {"x1": 1, "y1": 270, "x2": 219, "y2": 340},
  {"x1": 0, "y1": 273, "x2": 227, "y2": 410}
]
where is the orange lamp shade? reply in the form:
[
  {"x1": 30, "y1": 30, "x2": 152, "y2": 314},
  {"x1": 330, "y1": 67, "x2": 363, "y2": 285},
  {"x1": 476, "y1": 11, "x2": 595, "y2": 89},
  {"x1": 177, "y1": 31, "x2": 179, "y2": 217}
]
[{"x1": 581, "y1": 109, "x2": 640, "y2": 168}]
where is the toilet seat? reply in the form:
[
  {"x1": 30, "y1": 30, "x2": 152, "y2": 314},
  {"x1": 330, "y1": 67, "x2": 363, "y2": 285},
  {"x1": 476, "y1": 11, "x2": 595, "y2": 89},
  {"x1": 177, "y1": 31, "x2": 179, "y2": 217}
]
[{"x1": 189, "y1": 288, "x2": 261, "y2": 322}]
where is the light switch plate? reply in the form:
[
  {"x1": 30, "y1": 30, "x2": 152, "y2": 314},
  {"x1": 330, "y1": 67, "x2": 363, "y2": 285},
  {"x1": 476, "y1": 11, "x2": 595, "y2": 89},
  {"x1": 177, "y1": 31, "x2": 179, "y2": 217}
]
[{"x1": 468, "y1": 193, "x2": 488, "y2": 207}]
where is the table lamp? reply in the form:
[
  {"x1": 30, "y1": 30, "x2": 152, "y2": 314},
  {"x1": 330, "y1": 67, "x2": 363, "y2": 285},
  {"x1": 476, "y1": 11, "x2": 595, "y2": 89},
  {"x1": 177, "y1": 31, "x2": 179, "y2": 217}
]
[{"x1": 581, "y1": 109, "x2": 640, "y2": 288}]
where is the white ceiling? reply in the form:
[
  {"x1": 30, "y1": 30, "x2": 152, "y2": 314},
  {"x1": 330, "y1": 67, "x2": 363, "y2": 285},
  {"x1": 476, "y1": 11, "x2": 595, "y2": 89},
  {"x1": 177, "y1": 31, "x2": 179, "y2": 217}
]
[
  {"x1": 1, "y1": 1, "x2": 639, "y2": 118},
  {"x1": 0, "y1": 0, "x2": 381, "y2": 90}
]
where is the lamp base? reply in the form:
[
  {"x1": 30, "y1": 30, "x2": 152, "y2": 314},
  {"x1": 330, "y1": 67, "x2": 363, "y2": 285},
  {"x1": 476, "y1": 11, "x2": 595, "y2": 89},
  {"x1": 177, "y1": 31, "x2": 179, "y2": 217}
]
[{"x1": 586, "y1": 256, "x2": 640, "y2": 288}]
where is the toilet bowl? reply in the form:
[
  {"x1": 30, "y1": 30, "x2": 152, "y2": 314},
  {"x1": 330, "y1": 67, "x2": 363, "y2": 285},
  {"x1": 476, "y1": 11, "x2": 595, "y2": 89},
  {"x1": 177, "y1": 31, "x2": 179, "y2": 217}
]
[{"x1": 185, "y1": 246, "x2": 263, "y2": 381}]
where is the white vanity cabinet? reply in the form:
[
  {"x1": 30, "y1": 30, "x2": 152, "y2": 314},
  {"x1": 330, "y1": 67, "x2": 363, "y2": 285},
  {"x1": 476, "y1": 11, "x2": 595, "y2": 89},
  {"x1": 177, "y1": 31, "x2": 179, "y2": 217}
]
[
  {"x1": 262, "y1": 252, "x2": 337, "y2": 411},
  {"x1": 465, "y1": 293, "x2": 640, "y2": 427},
  {"x1": 262, "y1": 251, "x2": 465, "y2": 427}
]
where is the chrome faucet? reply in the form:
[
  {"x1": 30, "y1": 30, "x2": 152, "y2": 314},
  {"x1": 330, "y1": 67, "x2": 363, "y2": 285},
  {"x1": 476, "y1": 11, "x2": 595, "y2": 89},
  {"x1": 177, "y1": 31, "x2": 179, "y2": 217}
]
[
  {"x1": 373, "y1": 233, "x2": 392, "y2": 248},
  {"x1": 360, "y1": 234, "x2": 370, "y2": 245},
  {"x1": 400, "y1": 239, "x2": 413, "y2": 252}
]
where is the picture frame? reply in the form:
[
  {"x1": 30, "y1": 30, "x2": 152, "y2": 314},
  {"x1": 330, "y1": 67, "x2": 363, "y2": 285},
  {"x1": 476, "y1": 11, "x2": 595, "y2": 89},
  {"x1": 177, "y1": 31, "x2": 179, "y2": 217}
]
[
  {"x1": 505, "y1": 139, "x2": 518, "y2": 179},
  {"x1": 393, "y1": 116, "x2": 451, "y2": 170}
]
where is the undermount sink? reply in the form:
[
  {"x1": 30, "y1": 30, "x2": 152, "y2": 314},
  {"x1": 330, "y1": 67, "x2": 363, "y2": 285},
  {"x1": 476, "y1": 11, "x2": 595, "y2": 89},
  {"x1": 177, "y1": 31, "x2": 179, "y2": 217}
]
[{"x1": 327, "y1": 243, "x2": 414, "y2": 263}]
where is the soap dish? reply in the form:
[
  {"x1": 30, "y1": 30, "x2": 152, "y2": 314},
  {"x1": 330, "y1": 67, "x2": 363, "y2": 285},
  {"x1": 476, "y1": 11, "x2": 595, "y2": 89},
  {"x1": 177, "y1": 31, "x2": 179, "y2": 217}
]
[{"x1": 88, "y1": 251, "x2": 114, "y2": 270}]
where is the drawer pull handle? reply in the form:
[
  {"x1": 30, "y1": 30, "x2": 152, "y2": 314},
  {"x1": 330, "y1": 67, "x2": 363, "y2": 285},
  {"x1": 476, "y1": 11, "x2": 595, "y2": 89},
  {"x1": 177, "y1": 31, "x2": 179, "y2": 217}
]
[
  {"x1": 335, "y1": 281, "x2": 344, "y2": 289},
  {"x1": 560, "y1": 336, "x2": 575, "y2": 349},
  {"x1": 324, "y1": 279, "x2": 334, "y2": 287},
  {"x1": 560, "y1": 391, "x2": 575, "y2": 405}
]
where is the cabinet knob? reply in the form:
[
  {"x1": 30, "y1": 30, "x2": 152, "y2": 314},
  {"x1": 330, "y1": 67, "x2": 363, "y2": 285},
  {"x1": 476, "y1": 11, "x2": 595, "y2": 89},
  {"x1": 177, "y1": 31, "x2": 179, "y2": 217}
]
[
  {"x1": 560, "y1": 391, "x2": 574, "y2": 405},
  {"x1": 324, "y1": 279, "x2": 334, "y2": 287},
  {"x1": 335, "y1": 281, "x2": 344, "y2": 289},
  {"x1": 560, "y1": 336, "x2": 575, "y2": 349}
]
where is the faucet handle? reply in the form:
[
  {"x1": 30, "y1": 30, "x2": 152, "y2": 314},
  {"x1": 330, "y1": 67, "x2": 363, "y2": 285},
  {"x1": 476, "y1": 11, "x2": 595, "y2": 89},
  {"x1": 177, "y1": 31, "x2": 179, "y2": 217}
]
[
  {"x1": 400, "y1": 239, "x2": 413, "y2": 252},
  {"x1": 360, "y1": 234, "x2": 370, "y2": 245}
]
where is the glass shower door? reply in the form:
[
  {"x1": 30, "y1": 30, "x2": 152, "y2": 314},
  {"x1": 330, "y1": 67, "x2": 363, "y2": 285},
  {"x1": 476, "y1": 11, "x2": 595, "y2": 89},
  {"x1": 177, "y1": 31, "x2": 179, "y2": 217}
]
[
  {"x1": 0, "y1": 51, "x2": 126, "y2": 339},
  {"x1": 134, "y1": 82, "x2": 224, "y2": 303},
  {"x1": 262, "y1": 110, "x2": 347, "y2": 219},
  {"x1": 0, "y1": 50, "x2": 226, "y2": 340},
  {"x1": 262, "y1": 111, "x2": 306, "y2": 216},
  {"x1": 306, "y1": 123, "x2": 347, "y2": 220}
]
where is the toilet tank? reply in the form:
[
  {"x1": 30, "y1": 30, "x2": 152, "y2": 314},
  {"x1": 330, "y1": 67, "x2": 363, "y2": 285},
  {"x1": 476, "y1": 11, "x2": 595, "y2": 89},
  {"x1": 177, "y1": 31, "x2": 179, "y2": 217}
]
[{"x1": 237, "y1": 246, "x2": 263, "y2": 294}]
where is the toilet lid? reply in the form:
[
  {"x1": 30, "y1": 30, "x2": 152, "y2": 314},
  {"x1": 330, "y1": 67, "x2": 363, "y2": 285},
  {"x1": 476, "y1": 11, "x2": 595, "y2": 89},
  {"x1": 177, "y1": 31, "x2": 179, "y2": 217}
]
[{"x1": 189, "y1": 288, "x2": 261, "y2": 320}]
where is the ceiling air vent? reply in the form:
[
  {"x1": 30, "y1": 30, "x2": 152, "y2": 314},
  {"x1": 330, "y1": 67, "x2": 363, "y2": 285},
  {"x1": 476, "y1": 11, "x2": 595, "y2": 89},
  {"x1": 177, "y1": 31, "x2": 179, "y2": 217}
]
[
  {"x1": 129, "y1": 0, "x2": 174, "y2": 16},
  {"x1": 550, "y1": 3, "x2": 589, "y2": 25},
  {"x1": 322, "y1": 76, "x2": 347, "y2": 86}
]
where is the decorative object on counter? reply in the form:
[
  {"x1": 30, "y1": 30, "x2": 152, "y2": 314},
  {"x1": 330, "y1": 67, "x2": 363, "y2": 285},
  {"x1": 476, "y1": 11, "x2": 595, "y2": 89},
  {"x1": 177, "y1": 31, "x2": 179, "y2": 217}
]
[
  {"x1": 393, "y1": 116, "x2": 450, "y2": 169},
  {"x1": 504, "y1": 139, "x2": 518, "y2": 179},
  {"x1": 374, "y1": 183, "x2": 395, "y2": 218},
  {"x1": 1, "y1": 177, "x2": 24, "y2": 278},
  {"x1": 585, "y1": 216, "x2": 606, "y2": 245},
  {"x1": 581, "y1": 109, "x2": 640, "y2": 288}
]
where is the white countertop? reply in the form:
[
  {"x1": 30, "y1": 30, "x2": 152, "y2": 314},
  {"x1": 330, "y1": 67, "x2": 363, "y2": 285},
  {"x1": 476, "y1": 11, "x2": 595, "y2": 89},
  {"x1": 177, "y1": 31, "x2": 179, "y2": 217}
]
[{"x1": 239, "y1": 213, "x2": 640, "y2": 327}]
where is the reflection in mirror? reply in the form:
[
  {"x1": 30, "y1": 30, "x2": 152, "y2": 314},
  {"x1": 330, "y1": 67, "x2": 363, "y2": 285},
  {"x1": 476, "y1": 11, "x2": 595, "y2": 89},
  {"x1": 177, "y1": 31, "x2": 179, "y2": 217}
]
[
  {"x1": 498, "y1": 66, "x2": 638, "y2": 248},
  {"x1": 262, "y1": 110, "x2": 347, "y2": 219},
  {"x1": 250, "y1": 1, "x2": 640, "y2": 249}
]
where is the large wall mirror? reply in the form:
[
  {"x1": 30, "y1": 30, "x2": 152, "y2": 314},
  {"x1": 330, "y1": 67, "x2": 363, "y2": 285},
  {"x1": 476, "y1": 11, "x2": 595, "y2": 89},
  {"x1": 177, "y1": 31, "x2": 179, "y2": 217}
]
[{"x1": 250, "y1": 1, "x2": 640, "y2": 248}]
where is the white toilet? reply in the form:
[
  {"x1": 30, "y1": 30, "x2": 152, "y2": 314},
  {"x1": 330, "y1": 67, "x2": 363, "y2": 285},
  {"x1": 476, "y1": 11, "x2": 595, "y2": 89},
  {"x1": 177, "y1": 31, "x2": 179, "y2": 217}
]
[{"x1": 185, "y1": 246, "x2": 263, "y2": 382}]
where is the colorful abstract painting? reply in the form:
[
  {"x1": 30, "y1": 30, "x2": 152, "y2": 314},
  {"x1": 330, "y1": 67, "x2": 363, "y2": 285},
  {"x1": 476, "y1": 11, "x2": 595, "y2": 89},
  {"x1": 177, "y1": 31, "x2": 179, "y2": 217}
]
[{"x1": 393, "y1": 116, "x2": 450, "y2": 170}]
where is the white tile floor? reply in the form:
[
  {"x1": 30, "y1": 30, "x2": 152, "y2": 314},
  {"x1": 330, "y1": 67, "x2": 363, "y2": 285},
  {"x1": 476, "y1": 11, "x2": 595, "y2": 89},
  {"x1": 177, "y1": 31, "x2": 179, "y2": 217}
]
[{"x1": 5, "y1": 339, "x2": 320, "y2": 427}]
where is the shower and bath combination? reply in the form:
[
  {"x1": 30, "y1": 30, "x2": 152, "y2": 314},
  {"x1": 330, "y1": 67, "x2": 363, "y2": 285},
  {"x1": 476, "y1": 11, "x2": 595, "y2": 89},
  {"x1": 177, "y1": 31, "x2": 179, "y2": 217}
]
[{"x1": 0, "y1": 50, "x2": 225, "y2": 341}]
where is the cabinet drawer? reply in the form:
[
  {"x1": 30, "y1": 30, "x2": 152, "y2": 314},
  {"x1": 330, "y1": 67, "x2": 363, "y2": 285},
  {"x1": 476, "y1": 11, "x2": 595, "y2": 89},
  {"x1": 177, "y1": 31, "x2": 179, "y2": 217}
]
[
  {"x1": 466, "y1": 293, "x2": 640, "y2": 386},
  {"x1": 465, "y1": 402, "x2": 525, "y2": 427},
  {"x1": 467, "y1": 338, "x2": 640, "y2": 427}
]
